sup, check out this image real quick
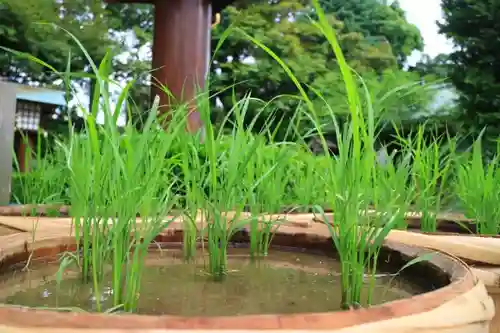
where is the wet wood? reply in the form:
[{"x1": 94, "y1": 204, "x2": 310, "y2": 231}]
[
  {"x1": 0, "y1": 225, "x2": 23, "y2": 236},
  {"x1": 312, "y1": 210, "x2": 478, "y2": 234},
  {"x1": 0, "y1": 216, "x2": 72, "y2": 233},
  {"x1": 0, "y1": 205, "x2": 70, "y2": 217}
]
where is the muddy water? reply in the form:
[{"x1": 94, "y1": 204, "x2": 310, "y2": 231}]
[{"x1": 0, "y1": 249, "x2": 425, "y2": 315}]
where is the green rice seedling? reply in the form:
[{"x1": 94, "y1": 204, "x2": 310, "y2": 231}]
[
  {"x1": 11, "y1": 131, "x2": 68, "y2": 208},
  {"x1": 438, "y1": 134, "x2": 461, "y2": 212},
  {"x1": 238, "y1": 0, "x2": 424, "y2": 308},
  {"x1": 363, "y1": 148, "x2": 415, "y2": 304},
  {"x1": 396, "y1": 126, "x2": 456, "y2": 232},
  {"x1": 251, "y1": 215, "x2": 281, "y2": 258},
  {"x1": 204, "y1": 208, "x2": 231, "y2": 281},
  {"x1": 245, "y1": 143, "x2": 294, "y2": 259},
  {"x1": 236, "y1": 20, "x2": 354, "y2": 310},
  {"x1": 182, "y1": 213, "x2": 199, "y2": 262},
  {"x1": 178, "y1": 128, "x2": 207, "y2": 261},
  {"x1": 282, "y1": 149, "x2": 330, "y2": 210},
  {"x1": 314, "y1": 133, "x2": 413, "y2": 308},
  {"x1": 12, "y1": 33, "x2": 191, "y2": 312},
  {"x1": 62, "y1": 93, "x2": 185, "y2": 312},
  {"x1": 455, "y1": 137, "x2": 500, "y2": 235},
  {"x1": 197, "y1": 96, "x2": 289, "y2": 279},
  {"x1": 372, "y1": 146, "x2": 415, "y2": 230},
  {"x1": 309, "y1": 0, "x2": 407, "y2": 309},
  {"x1": 314, "y1": 130, "x2": 383, "y2": 309},
  {"x1": 251, "y1": 143, "x2": 295, "y2": 213},
  {"x1": 198, "y1": 100, "x2": 253, "y2": 279}
]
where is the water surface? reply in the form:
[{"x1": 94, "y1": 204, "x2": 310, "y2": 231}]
[{"x1": 0, "y1": 248, "x2": 423, "y2": 315}]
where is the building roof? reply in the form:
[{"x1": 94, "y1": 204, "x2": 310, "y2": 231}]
[{"x1": 13, "y1": 83, "x2": 66, "y2": 107}]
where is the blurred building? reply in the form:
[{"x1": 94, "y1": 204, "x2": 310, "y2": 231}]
[
  {"x1": 0, "y1": 81, "x2": 66, "y2": 204},
  {"x1": 11, "y1": 83, "x2": 66, "y2": 172}
]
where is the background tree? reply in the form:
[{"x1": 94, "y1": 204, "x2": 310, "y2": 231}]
[
  {"x1": 409, "y1": 54, "x2": 452, "y2": 79},
  {"x1": 209, "y1": 0, "x2": 436, "y2": 140},
  {"x1": 438, "y1": 0, "x2": 500, "y2": 140},
  {"x1": 0, "y1": 0, "x2": 155, "y2": 131},
  {"x1": 0, "y1": 0, "x2": 120, "y2": 84},
  {"x1": 1, "y1": 0, "x2": 444, "y2": 142},
  {"x1": 319, "y1": 0, "x2": 424, "y2": 66}
]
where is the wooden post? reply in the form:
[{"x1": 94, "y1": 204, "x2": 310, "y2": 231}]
[
  {"x1": 105, "y1": 0, "x2": 212, "y2": 133},
  {"x1": 17, "y1": 132, "x2": 34, "y2": 173},
  {"x1": 0, "y1": 82, "x2": 17, "y2": 205},
  {"x1": 152, "y1": 0, "x2": 211, "y2": 131}
]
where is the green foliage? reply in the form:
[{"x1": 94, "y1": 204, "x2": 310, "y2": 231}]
[
  {"x1": 1, "y1": 0, "x2": 439, "y2": 140},
  {"x1": 0, "y1": 0, "x2": 145, "y2": 136},
  {"x1": 319, "y1": 0, "x2": 424, "y2": 65},
  {"x1": 10, "y1": 132, "x2": 69, "y2": 206},
  {"x1": 0, "y1": 0, "x2": 153, "y2": 131},
  {"x1": 409, "y1": 54, "x2": 452, "y2": 80},
  {"x1": 10, "y1": 9, "x2": 500, "y2": 313},
  {"x1": 209, "y1": 0, "x2": 434, "y2": 140},
  {"x1": 455, "y1": 137, "x2": 500, "y2": 235},
  {"x1": 438, "y1": 0, "x2": 500, "y2": 138},
  {"x1": 0, "y1": 0, "x2": 118, "y2": 83}
]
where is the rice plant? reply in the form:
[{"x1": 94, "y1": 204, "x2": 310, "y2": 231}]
[
  {"x1": 178, "y1": 126, "x2": 206, "y2": 261},
  {"x1": 197, "y1": 97, "x2": 291, "y2": 280},
  {"x1": 11, "y1": 130, "x2": 68, "y2": 210},
  {"x1": 61, "y1": 89, "x2": 184, "y2": 311},
  {"x1": 232, "y1": 0, "x2": 415, "y2": 309},
  {"x1": 284, "y1": 149, "x2": 330, "y2": 210},
  {"x1": 245, "y1": 142, "x2": 293, "y2": 259},
  {"x1": 455, "y1": 137, "x2": 500, "y2": 235},
  {"x1": 372, "y1": 146, "x2": 414, "y2": 230},
  {"x1": 1, "y1": 10, "x2": 454, "y2": 314},
  {"x1": 18, "y1": 38, "x2": 191, "y2": 312},
  {"x1": 396, "y1": 126, "x2": 456, "y2": 232}
]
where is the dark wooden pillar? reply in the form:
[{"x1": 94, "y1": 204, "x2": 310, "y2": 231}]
[
  {"x1": 104, "y1": 0, "x2": 214, "y2": 132},
  {"x1": 152, "y1": 0, "x2": 211, "y2": 131},
  {"x1": 17, "y1": 132, "x2": 34, "y2": 173}
]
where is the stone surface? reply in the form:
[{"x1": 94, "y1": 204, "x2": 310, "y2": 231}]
[{"x1": 0, "y1": 82, "x2": 17, "y2": 205}]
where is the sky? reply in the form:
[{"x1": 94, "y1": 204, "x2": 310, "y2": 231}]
[{"x1": 398, "y1": 0, "x2": 454, "y2": 65}]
